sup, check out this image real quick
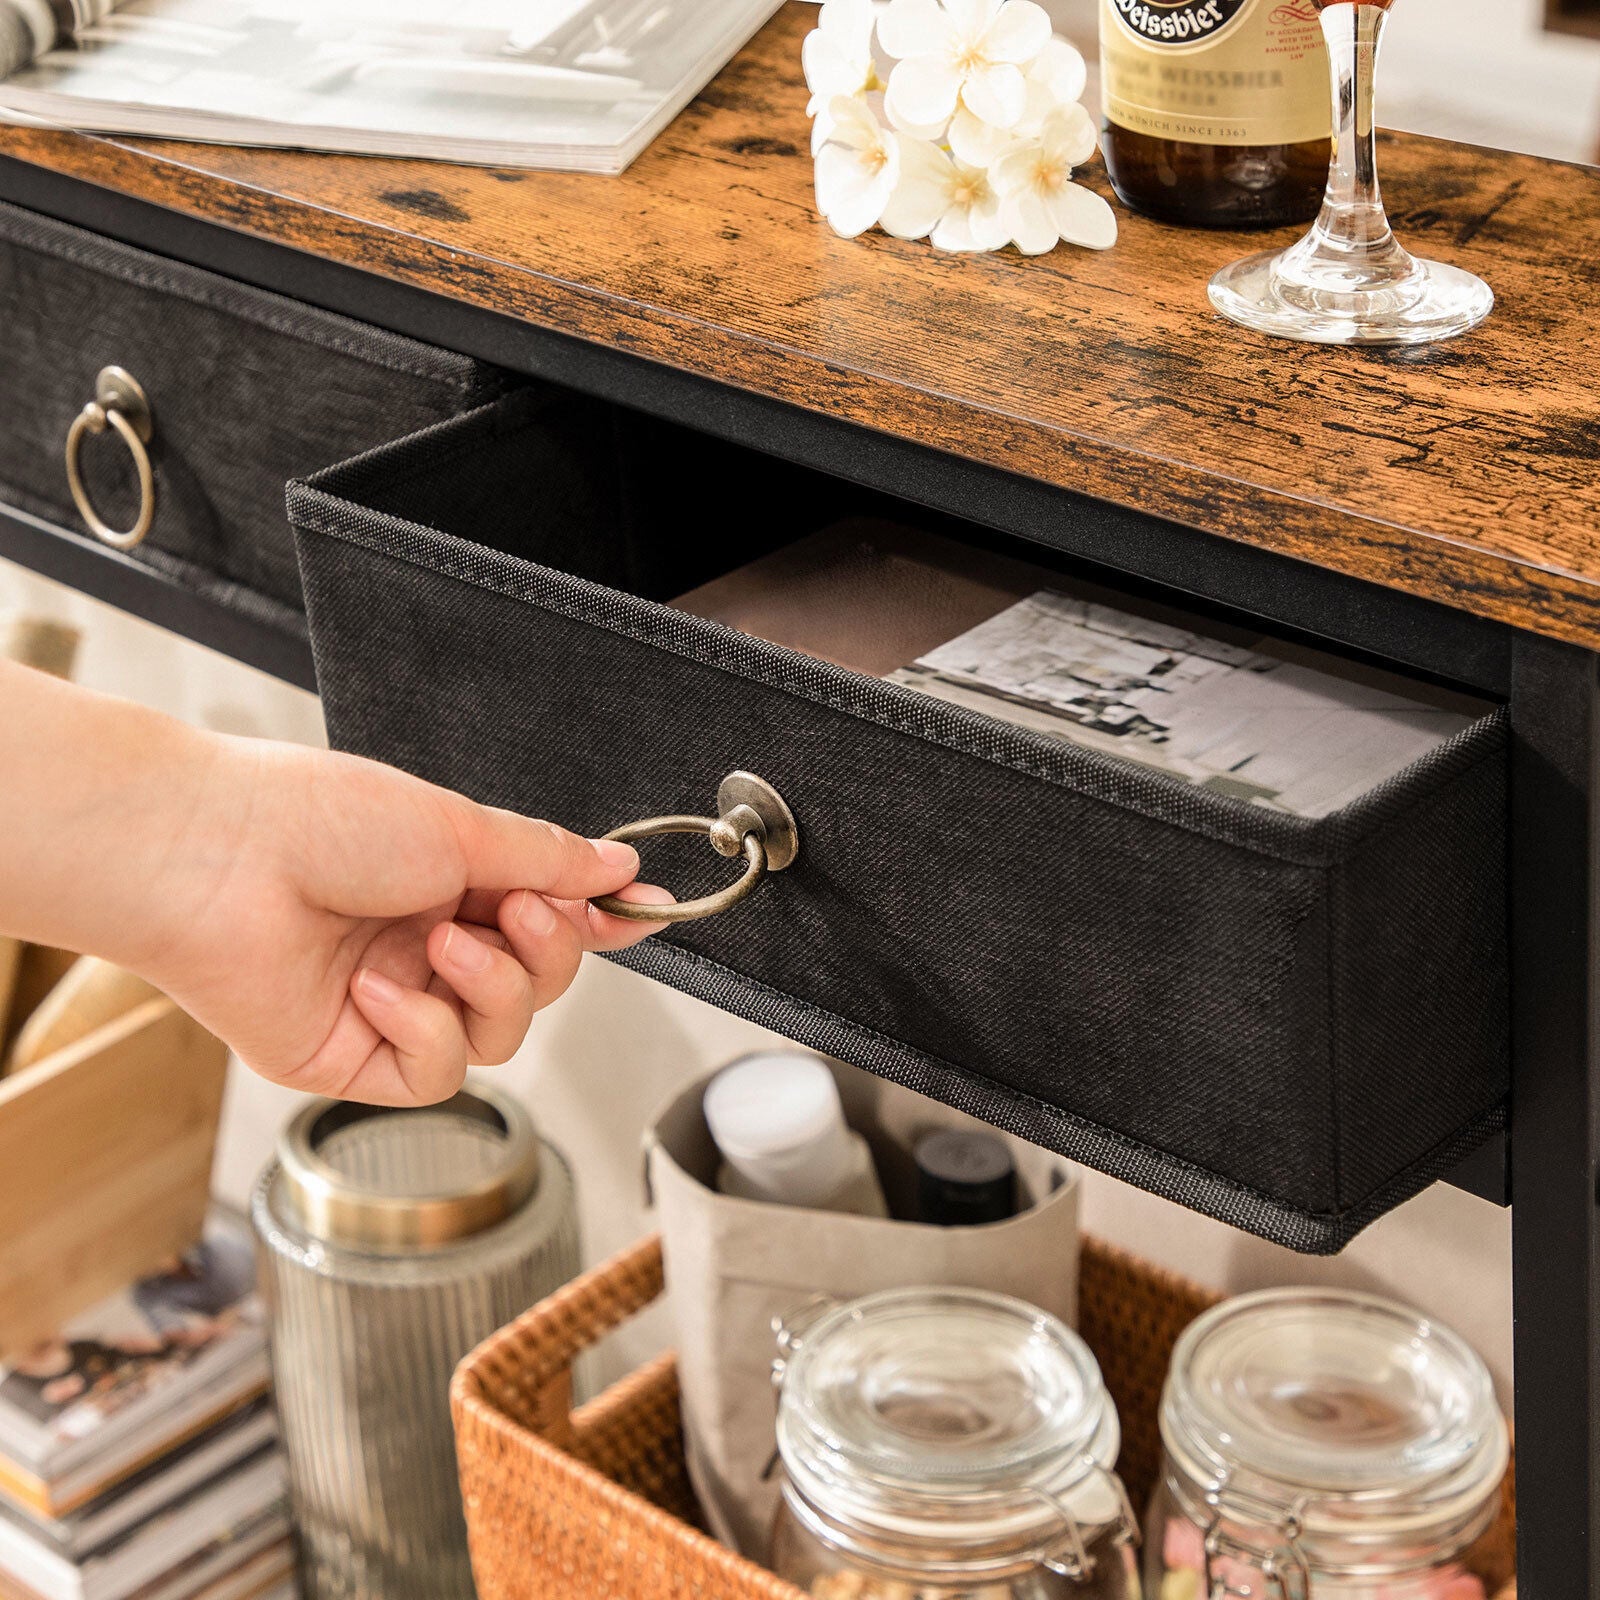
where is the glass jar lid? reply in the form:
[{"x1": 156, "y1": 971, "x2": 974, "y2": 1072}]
[
  {"x1": 776, "y1": 1286, "x2": 1125, "y2": 1569},
  {"x1": 1161, "y1": 1288, "x2": 1508, "y2": 1552}
]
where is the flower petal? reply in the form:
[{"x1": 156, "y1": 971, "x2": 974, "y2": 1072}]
[
  {"x1": 942, "y1": 0, "x2": 998, "y2": 35},
  {"x1": 980, "y1": 0, "x2": 1051, "y2": 65},
  {"x1": 967, "y1": 190, "x2": 1011, "y2": 251},
  {"x1": 815, "y1": 146, "x2": 873, "y2": 235},
  {"x1": 959, "y1": 60, "x2": 1026, "y2": 128},
  {"x1": 947, "y1": 105, "x2": 1016, "y2": 167},
  {"x1": 886, "y1": 53, "x2": 964, "y2": 129},
  {"x1": 880, "y1": 136, "x2": 954, "y2": 239},
  {"x1": 884, "y1": 93, "x2": 951, "y2": 139},
  {"x1": 877, "y1": 0, "x2": 955, "y2": 60},
  {"x1": 1048, "y1": 180, "x2": 1119, "y2": 249},
  {"x1": 1030, "y1": 35, "x2": 1087, "y2": 102},
  {"x1": 819, "y1": 0, "x2": 876, "y2": 49},
  {"x1": 1044, "y1": 101, "x2": 1098, "y2": 166},
  {"x1": 990, "y1": 142, "x2": 1038, "y2": 195},
  {"x1": 803, "y1": 32, "x2": 853, "y2": 100},
  {"x1": 816, "y1": 143, "x2": 899, "y2": 237},
  {"x1": 1004, "y1": 188, "x2": 1058, "y2": 253},
  {"x1": 825, "y1": 91, "x2": 880, "y2": 149},
  {"x1": 930, "y1": 208, "x2": 979, "y2": 252}
]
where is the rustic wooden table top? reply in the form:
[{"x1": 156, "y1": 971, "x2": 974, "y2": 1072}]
[{"x1": 1, "y1": 3, "x2": 1596, "y2": 649}]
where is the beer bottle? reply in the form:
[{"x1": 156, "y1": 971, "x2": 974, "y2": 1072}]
[{"x1": 1099, "y1": 0, "x2": 1332, "y2": 229}]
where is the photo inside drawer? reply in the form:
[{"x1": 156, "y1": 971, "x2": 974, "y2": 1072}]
[{"x1": 317, "y1": 386, "x2": 1501, "y2": 829}]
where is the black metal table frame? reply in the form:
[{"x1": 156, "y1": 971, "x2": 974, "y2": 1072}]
[{"x1": 1, "y1": 159, "x2": 1590, "y2": 1599}]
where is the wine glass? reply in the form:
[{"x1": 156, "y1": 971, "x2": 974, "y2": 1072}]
[{"x1": 1207, "y1": 0, "x2": 1493, "y2": 346}]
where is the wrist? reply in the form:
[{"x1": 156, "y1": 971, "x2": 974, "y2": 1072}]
[
  {"x1": 0, "y1": 662, "x2": 247, "y2": 974},
  {"x1": 102, "y1": 718, "x2": 268, "y2": 982}
]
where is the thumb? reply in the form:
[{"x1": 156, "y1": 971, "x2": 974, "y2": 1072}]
[{"x1": 449, "y1": 798, "x2": 641, "y2": 901}]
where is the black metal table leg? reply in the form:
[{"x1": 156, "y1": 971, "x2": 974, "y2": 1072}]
[{"x1": 1510, "y1": 635, "x2": 1599, "y2": 1599}]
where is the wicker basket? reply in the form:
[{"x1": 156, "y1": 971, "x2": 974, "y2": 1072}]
[{"x1": 452, "y1": 1234, "x2": 1516, "y2": 1600}]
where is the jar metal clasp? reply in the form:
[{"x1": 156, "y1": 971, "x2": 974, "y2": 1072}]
[
  {"x1": 1201, "y1": 1485, "x2": 1312, "y2": 1600},
  {"x1": 1030, "y1": 1456, "x2": 1141, "y2": 1580},
  {"x1": 769, "y1": 1293, "x2": 840, "y2": 1387}
]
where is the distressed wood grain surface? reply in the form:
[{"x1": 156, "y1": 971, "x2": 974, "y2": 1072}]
[{"x1": 0, "y1": 4, "x2": 1596, "y2": 645}]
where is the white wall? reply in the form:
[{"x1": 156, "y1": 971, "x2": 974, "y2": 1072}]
[
  {"x1": 1382, "y1": 0, "x2": 1600, "y2": 163},
  {"x1": 0, "y1": 556, "x2": 1515, "y2": 1400},
  {"x1": 1051, "y1": 0, "x2": 1600, "y2": 162}
]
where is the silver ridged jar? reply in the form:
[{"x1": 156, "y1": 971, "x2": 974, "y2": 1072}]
[{"x1": 251, "y1": 1086, "x2": 579, "y2": 1600}]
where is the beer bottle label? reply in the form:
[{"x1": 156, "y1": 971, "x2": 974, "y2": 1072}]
[{"x1": 1100, "y1": 0, "x2": 1330, "y2": 147}]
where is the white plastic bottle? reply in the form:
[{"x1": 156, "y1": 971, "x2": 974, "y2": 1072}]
[{"x1": 702, "y1": 1053, "x2": 889, "y2": 1217}]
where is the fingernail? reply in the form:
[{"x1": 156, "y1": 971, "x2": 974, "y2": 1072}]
[
  {"x1": 442, "y1": 923, "x2": 491, "y2": 974},
  {"x1": 594, "y1": 838, "x2": 639, "y2": 872},
  {"x1": 513, "y1": 888, "x2": 559, "y2": 937},
  {"x1": 356, "y1": 968, "x2": 403, "y2": 1005},
  {"x1": 615, "y1": 882, "x2": 676, "y2": 908}
]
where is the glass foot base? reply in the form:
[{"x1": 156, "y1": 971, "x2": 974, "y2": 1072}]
[{"x1": 1208, "y1": 250, "x2": 1493, "y2": 346}]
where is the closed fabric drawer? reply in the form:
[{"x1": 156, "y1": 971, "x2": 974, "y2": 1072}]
[
  {"x1": 289, "y1": 390, "x2": 1510, "y2": 1254},
  {"x1": 0, "y1": 199, "x2": 503, "y2": 634}
]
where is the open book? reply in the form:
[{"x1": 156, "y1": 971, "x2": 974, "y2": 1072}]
[{"x1": 0, "y1": 0, "x2": 781, "y2": 173}]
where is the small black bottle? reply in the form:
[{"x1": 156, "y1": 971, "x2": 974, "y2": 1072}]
[{"x1": 915, "y1": 1129, "x2": 1017, "y2": 1227}]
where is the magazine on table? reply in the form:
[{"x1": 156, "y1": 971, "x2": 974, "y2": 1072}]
[
  {"x1": 0, "y1": 1212, "x2": 267, "y2": 1519},
  {"x1": 0, "y1": 1401, "x2": 278, "y2": 1562},
  {"x1": 0, "y1": 0, "x2": 781, "y2": 174},
  {"x1": 889, "y1": 590, "x2": 1484, "y2": 820},
  {"x1": 0, "y1": 1458, "x2": 288, "y2": 1600}
]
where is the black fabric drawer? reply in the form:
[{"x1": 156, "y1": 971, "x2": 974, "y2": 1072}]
[
  {"x1": 0, "y1": 199, "x2": 503, "y2": 634},
  {"x1": 289, "y1": 390, "x2": 1510, "y2": 1254}
]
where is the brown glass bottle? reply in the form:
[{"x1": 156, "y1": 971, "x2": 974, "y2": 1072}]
[{"x1": 1099, "y1": 0, "x2": 1332, "y2": 229}]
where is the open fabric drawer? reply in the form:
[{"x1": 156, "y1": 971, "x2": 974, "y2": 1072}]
[{"x1": 289, "y1": 389, "x2": 1510, "y2": 1254}]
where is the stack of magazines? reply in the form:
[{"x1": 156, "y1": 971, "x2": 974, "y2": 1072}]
[
  {"x1": 0, "y1": 1212, "x2": 291, "y2": 1600},
  {"x1": 0, "y1": 0, "x2": 783, "y2": 173}
]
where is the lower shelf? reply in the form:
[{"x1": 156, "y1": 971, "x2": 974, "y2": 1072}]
[{"x1": 450, "y1": 1234, "x2": 1518, "y2": 1600}]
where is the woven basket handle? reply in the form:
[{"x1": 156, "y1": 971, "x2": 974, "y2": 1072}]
[{"x1": 452, "y1": 1235, "x2": 666, "y2": 1442}]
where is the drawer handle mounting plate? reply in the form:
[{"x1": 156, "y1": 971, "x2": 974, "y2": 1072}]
[
  {"x1": 64, "y1": 366, "x2": 157, "y2": 552},
  {"x1": 590, "y1": 771, "x2": 798, "y2": 925}
]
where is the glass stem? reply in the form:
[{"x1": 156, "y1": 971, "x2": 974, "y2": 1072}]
[{"x1": 1276, "y1": 3, "x2": 1418, "y2": 295}]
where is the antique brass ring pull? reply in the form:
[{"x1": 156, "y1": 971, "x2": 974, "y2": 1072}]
[
  {"x1": 591, "y1": 771, "x2": 799, "y2": 925},
  {"x1": 64, "y1": 366, "x2": 156, "y2": 551}
]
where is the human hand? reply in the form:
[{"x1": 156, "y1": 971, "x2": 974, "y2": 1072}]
[
  {"x1": 0, "y1": 663, "x2": 673, "y2": 1104},
  {"x1": 131, "y1": 736, "x2": 674, "y2": 1105}
]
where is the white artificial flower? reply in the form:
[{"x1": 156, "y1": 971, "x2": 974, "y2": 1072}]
[
  {"x1": 803, "y1": 0, "x2": 882, "y2": 154},
  {"x1": 946, "y1": 104, "x2": 1015, "y2": 167},
  {"x1": 948, "y1": 32, "x2": 1088, "y2": 167},
  {"x1": 883, "y1": 91, "x2": 954, "y2": 143},
  {"x1": 879, "y1": 0, "x2": 1053, "y2": 134},
  {"x1": 1022, "y1": 34, "x2": 1088, "y2": 124},
  {"x1": 815, "y1": 94, "x2": 902, "y2": 238},
  {"x1": 994, "y1": 104, "x2": 1116, "y2": 253},
  {"x1": 880, "y1": 136, "x2": 1010, "y2": 252}
]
